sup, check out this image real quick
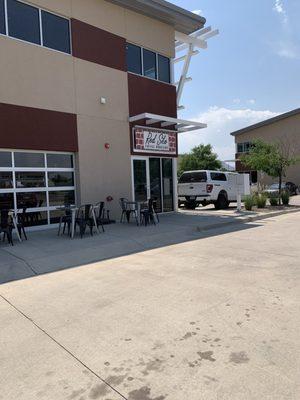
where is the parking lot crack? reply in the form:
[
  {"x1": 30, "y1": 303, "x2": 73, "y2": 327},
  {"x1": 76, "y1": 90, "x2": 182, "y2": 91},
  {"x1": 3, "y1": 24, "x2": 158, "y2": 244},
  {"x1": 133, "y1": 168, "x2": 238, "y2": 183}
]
[{"x1": 0, "y1": 294, "x2": 129, "y2": 400}]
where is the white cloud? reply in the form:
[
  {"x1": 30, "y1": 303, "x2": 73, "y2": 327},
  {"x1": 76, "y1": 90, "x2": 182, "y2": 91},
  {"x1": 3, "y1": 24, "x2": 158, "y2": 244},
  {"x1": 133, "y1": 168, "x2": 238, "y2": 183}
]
[
  {"x1": 248, "y1": 99, "x2": 256, "y2": 105},
  {"x1": 233, "y1": 98, "x2": 241, "y2": 105},
  {"x1": 178, "y1": 107, "x2": 279, "y2": 160},
  {"x1": 273, "y1": 0, "x2": 288, "y2": 24},
  {"x1": 192, "y1": 9, "x2": 202, "y2": 16},
  {"x1": 276, "y1": 41, "x2": 299, "y2": 59}
]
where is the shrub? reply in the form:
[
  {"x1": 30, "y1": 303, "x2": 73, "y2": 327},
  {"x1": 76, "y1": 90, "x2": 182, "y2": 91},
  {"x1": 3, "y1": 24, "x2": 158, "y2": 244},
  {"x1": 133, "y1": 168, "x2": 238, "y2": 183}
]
[
  {"x1": 281, "y1": 190, "x2": 290, "y2": 206},
  {"x1": 256, "y1": 194, "x2": 267, "y2": 208},
  {"x1": 244, "y1": 195, "x2": 254, "y2": 211},
  {"x1": 269, "y1": 194, "x2": 279, "y2": 206}
]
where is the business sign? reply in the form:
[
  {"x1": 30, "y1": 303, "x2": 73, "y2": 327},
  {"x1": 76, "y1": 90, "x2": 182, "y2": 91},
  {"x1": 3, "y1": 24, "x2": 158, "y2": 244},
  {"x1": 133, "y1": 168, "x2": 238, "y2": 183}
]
[{"x1": 133, "y1": 127, "x2": 177, "y2": 155}]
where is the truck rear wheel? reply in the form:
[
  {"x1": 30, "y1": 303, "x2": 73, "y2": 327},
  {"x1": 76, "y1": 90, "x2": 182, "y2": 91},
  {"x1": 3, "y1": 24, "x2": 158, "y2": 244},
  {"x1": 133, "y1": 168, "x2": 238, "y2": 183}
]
[{"x1": 215, "y1": 193, "x2": 229, "y2": 210}]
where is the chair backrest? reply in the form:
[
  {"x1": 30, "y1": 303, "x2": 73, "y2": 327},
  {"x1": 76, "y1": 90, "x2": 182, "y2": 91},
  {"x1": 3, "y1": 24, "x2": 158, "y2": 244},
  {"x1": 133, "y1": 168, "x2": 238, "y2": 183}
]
[
  {"x1": 95, "y1": 202, "x2": 105, "y2": 219},
  {"x1": 119, "y1": 198, "x2": 129, "y2": 212},
  {"x1": 0, "y1": 209, "x2": 10, "y2": 229},
  {"x1": 76, "y1": 204, "x2": 92, "y2": 220},
  {"x1": 64, "y1": 204, "x2": 72, "y2": 217}
]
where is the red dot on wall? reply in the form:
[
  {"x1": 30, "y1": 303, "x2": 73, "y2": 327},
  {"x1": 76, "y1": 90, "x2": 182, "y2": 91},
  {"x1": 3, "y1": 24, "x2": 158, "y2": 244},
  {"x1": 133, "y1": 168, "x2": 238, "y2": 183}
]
[{"x1": 105, "y1": 143, "x2": 110, "y2": 149}]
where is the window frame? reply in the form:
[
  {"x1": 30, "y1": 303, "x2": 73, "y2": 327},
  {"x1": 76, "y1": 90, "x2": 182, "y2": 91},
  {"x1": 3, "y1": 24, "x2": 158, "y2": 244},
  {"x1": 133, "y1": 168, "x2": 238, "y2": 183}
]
[{"x1": 0, "y1": 0, "x2": 71, "y2": 55}]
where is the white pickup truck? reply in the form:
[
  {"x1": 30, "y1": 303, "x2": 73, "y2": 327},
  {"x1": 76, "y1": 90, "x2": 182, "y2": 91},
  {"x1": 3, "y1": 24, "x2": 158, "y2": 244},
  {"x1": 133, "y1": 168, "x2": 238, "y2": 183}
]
[{"x1": 178, "y1": 170, "x2": 242, "y2": 210}]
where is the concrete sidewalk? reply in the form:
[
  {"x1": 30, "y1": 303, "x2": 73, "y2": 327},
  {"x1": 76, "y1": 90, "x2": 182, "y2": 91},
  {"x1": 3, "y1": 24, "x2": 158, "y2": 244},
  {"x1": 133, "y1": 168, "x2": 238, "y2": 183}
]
[
  {"x1": 0, "y1": 212, "x2": 299, "y2": 400},
  {"x1": 1, "y1": 202, "x2": 300, "y2": 284}
]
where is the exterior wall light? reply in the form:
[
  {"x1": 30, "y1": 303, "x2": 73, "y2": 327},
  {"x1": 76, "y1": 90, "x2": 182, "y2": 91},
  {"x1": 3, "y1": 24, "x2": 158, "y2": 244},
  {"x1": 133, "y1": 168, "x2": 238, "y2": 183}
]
[{"x1": 100, "y1": 97, "x2": 106, "y2": 104}]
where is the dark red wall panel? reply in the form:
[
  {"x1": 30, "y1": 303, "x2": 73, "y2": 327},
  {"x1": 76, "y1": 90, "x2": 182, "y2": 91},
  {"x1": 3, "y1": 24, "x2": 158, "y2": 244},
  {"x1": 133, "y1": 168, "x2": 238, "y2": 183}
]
[
  {"x1": 128, "y1": 74, "x2": 177, "y2": 118},
  {"x1": 0, "y1": 103, "x2": 78, "y2": 152},
  {"x1": 71, "y1": 19, "x2": 126, "y2": 71}
]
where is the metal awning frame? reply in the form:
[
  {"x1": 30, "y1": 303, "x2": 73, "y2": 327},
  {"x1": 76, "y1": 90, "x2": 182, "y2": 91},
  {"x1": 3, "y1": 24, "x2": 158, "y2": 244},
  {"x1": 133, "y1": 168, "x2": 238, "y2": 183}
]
[
  {"x1": 129, "y1": 112, "x2": 207, "y2": 133},
  {"x1": 173, "y1": 26, "x2": 219, "y2": 109}
]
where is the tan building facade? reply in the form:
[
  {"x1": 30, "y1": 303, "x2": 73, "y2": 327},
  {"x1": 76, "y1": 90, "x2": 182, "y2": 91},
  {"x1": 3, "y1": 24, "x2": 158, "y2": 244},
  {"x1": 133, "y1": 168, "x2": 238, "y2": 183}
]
[
  {"x1": 231, "y1": 108, "x2": 300, "y2": 188},
  {"x1": 0, "y1": 0, "x2": 206, "y2": 227}
]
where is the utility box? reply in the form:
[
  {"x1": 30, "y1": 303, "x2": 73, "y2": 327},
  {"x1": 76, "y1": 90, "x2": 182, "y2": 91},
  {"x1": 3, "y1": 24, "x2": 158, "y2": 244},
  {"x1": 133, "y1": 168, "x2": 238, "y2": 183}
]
[{"x1": 236, "y1": 173, "x2": 251, "y2": 196}]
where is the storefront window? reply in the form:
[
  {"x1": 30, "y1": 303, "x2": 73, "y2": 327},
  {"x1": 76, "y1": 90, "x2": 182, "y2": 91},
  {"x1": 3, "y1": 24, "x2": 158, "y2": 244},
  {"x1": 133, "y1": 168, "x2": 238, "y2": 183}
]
[
  {"x1": 0, "y1": 193, "x2": 14, "y2": 210},
  {"x1": 47, "y1": 153, "x2": 73, "y2": 168},
  {"x1": 0, "y1": 150, "x2": 75, "y2": 227},
  {"x1": 15, "y1": 172, "x2": 46, "y2": 188},
  {"x1": 14, "y1": 152, "x2": 45, "y2": 168},
  {"x1": 48, "y1": 172, "x2": 74, "y2": 187},
  {"x1": 17, "y1": 192, "x2": 47, "y2": 209},
  {"x1": 0, "y1": 151, "x2": 12, "y2": 167},
  {"x1": 49, "y1": 190, "x2": 75, "y2": 207}
]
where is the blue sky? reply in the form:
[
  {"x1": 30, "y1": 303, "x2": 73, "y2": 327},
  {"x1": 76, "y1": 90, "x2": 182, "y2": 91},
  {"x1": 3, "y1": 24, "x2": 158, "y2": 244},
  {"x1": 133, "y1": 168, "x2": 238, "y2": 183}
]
[{"x1": 172, "y1": 0, "x2": 300, "y2": 160}]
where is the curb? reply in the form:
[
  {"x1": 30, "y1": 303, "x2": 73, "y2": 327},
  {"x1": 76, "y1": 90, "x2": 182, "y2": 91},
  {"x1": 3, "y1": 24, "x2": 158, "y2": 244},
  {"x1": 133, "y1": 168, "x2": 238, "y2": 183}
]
[{"x1": 196, "y1": 207, "x2": 300, "y2": 233}]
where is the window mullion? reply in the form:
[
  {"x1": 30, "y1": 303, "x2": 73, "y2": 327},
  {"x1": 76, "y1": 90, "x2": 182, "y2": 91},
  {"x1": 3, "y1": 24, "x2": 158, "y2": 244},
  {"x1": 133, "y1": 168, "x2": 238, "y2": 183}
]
[
  {"x1": 39, "y1": 7, "x2": 43, "y2": 46},
  {"x1": 4, "y1": 0, "x2": 8, "y2": 36}
]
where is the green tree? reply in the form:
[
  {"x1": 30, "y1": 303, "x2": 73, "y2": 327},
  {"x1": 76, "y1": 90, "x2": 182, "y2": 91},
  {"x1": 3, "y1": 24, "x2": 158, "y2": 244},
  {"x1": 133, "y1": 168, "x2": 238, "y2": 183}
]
[
  {"x1": 178, "y1": 144, "x2": 222, "y2": 177},
  {"x1": 241, "y1": 139, "x2": 299, "y2": 202}
]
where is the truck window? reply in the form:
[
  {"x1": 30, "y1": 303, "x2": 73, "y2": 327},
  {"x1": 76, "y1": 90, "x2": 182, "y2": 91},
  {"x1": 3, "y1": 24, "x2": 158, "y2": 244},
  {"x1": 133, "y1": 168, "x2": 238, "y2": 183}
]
[
  {"x1": 210, "y1": 172, "x2": 227, "y2": 181},
  {"x1": 179, "y1": 172, "x2": 207, "y2": 183}
]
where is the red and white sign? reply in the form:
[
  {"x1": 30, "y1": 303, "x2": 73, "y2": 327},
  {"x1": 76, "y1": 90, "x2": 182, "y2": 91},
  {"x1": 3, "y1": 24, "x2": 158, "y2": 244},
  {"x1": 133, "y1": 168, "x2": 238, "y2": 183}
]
[{"x1": 133, "y1": 127, "x2": 177, "y2": 155}]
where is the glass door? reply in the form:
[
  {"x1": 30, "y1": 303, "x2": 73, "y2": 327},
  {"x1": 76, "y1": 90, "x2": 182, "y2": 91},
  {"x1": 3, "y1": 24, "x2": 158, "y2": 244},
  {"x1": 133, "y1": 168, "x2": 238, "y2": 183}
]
[
  {"x1": 133, "y1": 159, "x2": 148, "y2": 202},
  {"x1": 132, "y1": 157, "x2": 174, "y2": 213}
]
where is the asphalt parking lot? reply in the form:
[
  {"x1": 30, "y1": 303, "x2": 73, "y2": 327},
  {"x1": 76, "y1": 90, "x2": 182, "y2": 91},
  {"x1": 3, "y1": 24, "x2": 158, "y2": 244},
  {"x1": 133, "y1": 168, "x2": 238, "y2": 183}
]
[{"x1": 0, "y1": 212, "x2": 299, "y2": 400}]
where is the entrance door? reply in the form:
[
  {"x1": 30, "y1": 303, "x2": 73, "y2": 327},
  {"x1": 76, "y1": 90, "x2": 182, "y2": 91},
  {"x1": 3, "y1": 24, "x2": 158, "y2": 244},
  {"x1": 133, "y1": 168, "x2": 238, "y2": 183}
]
[
  {"x1": 133, "y1": 158, "x2": 149, "y2": 202},
  {"x1": 132, "y1": 157, "x2": 174, "y2": 213}
]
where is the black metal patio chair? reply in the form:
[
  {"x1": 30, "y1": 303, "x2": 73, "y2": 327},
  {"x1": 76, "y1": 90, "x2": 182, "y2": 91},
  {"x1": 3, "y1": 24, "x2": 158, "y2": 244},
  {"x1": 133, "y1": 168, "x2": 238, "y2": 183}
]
[
  {"x1": 17, "y1": 207, "x2": 28, "y2": 240},
  {"x1": 140, "y1": 199, "x2": 160, "y2": 227},
  {"x1": 94, "y1": 202, "x2": 105, "y2": 233},
  {"x1": 119, "y1": 198, "x2": 139, "y2": 225},
  {"x1": 75, "y1": 204, "x2": 94, "y2": 238},
  {"x1": 58, "y1": 205, "x2": 72, "y2": 236},
  {"x1": 0, "y1": 209, "x2": 14, "y2": 246}
]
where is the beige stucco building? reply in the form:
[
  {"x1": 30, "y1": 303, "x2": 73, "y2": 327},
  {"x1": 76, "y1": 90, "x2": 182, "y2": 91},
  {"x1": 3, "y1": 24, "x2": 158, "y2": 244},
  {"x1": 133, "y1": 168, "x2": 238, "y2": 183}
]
[
  {"x1": 231, "y1": 108, "x2": 300, "y2": 188},
  {"x1": 0, "y1": 0, "x2": 212, "y2": 227}
]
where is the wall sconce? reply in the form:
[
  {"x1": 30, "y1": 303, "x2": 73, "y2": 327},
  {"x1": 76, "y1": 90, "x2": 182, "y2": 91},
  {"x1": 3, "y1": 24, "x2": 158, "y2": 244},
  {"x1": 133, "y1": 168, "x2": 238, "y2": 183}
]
[
  {"x1": 105, "y1": 143, "x2": 110, "y2": 150},
  {"x1": 100, "y1": 97, "x2": 106, "y2": 105}
]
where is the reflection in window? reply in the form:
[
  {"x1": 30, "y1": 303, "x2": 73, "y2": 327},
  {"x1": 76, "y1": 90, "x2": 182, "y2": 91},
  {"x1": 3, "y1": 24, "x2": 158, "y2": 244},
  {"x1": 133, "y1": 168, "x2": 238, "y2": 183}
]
[
  {"x1": 0, "y1": 193, "x2": 14, "y2": 210},
  {"x1": 15, "y1": 172, "x2": 46, "y2": 188},
  {"x1": 162, "y1": 158, "x2": 173, "y2": 212},
  {"x1": 126, "y1": 43, "x2": 142, "y2": 75},
  {"x1": 14, "y1": 152, "x2": 45, "y2": 168},
  {"x1": 143, "y1": 49, "x2": 157, "y2": 79},
  {"x1": 49, "y1": 190, "x2": 75, "y2": 206},
  {"x1": 17, "y1": 192, "x2": 46, "y2": 209},
  {"x1": 47, "y1": 153, "x2": 73, "y2": 168},
  {"x1": 0, "y1": 0, "x2": 5, "y2": 34},
  {"x1": 7, "y1": 0, "x2": 40, "y2": 44},
  {"x1": 0, "y1": 172, "x2": 13, "y2": 189},
  {"x1": 0, "y1": 151, "x2": 12, "y2": 167},
  {"x1": 48, "y1": 172, "x2": 74, "y2": 187},
  {"x1": 42, "y1": 11, "x2": 70, "y2": 53},
  {"x1": 158, "y1": 55, "x2": 170, "y2": 83}
]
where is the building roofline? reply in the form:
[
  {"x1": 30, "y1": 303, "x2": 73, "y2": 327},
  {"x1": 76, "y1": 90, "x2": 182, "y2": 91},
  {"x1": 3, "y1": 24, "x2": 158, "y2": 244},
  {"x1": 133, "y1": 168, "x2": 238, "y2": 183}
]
[
  {"x1": 231, "y1": 108, "x2": 300, "y2": 137},
  {"x1": 105, "y1": 0, "x2": 206, "y2": 34}
]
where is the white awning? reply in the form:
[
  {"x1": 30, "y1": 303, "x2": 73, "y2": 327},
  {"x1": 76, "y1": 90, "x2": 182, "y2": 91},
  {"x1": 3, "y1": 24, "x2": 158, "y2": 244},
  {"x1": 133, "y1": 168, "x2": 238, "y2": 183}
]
[{"x1": 129, "y1": 113, "x2": 206, "y2": 133}]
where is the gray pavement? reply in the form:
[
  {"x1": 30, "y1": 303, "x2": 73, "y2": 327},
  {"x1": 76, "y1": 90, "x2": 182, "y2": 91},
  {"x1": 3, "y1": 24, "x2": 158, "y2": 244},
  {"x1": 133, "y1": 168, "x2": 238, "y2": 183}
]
[
  {"x1": 0, "y1": 201, "x2": 299, "y2": 285},
  {"x1": 0, "y1": 211, "x2": 299, "y2": 400}
]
